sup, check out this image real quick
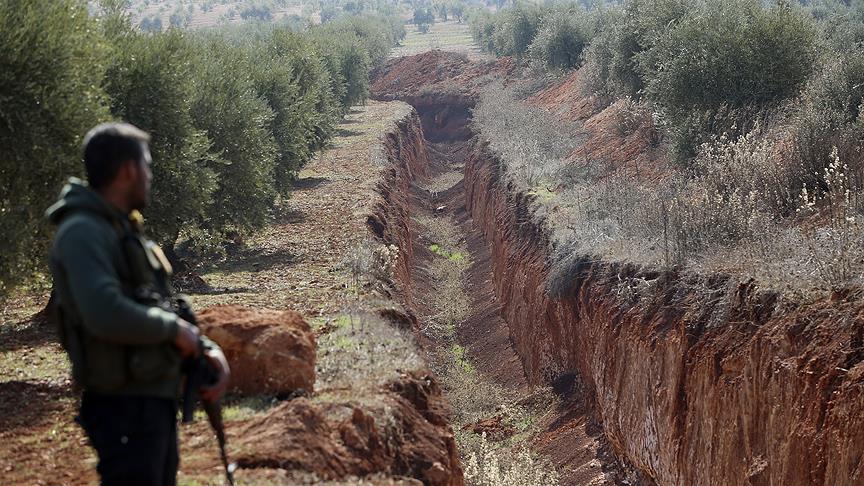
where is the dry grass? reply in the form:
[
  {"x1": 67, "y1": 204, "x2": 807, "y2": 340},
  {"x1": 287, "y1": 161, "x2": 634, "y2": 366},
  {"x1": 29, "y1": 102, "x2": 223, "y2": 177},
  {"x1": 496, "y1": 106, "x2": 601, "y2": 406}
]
[
  {"x1": 415, "y1": 213, "x2": 472, "y2": 339},
  {"x1": 316, "y1": 312, "x2": 422, "y2": 392},
  {"x1": 472, "y1": 84, "x2": 581, "y2": 190},
  {"x1": 473, "y1": 82, "x2": 864, "y2": 295}
]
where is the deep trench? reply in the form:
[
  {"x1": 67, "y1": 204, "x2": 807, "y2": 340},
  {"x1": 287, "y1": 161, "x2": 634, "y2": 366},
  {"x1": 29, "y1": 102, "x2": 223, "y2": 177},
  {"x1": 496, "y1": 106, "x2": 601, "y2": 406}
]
[
  {"x1": 391, "y1": 94, "x2": 864, "y2": 486},
  {"x1": 404, "y1": 103, "x2": 629, "y2": 485}
]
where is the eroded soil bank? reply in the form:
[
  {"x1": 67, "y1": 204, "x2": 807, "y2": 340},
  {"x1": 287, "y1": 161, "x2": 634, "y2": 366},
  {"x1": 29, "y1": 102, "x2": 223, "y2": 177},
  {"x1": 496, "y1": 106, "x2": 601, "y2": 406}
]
[
  {"x1": 373, "y1": 53, "x2": 864, "y2": 485},
  {"x1": 463, "y1": 141, "x2": 864, "y2": 485}
]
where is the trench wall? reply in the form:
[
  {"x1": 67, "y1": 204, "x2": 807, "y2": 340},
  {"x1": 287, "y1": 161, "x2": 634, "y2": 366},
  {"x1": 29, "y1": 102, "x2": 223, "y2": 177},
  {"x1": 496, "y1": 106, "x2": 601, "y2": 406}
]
[
  {"x1": 463, "y1": 141, "x2": 864, "y2": 486},
  {"x1": 368, "y1": 107, "x2": 429, "y2": 312}
]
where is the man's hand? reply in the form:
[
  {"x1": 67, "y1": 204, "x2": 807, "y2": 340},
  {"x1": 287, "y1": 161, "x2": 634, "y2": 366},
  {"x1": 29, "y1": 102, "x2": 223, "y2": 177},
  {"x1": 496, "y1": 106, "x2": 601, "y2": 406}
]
[
  {"x1": 201, "y1": 348, "x2": 230, "y2": 403},
  {"x1": 173, "y1": 318, "x2": 200, "y2": 358}
]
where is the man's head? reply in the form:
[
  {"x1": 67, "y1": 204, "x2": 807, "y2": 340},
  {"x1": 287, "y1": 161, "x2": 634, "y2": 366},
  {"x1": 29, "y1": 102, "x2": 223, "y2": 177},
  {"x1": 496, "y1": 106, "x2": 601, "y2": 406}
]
[{"x1": 83, "y1": 122, "x2": 153, "y2": 211}]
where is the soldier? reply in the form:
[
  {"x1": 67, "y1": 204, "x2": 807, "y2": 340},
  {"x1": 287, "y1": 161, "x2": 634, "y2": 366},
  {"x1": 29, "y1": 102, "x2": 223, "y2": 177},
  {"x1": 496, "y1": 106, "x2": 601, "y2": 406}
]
[{"x1": 45, "y1": 122, "x2": 230, "y2": 486}]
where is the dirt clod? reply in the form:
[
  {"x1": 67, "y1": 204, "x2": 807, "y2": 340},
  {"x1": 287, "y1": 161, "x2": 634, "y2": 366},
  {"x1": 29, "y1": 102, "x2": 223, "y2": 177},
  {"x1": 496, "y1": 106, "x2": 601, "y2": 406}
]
[{"x1": 197, "y1": 305, "x2": 316, "y2": 396}]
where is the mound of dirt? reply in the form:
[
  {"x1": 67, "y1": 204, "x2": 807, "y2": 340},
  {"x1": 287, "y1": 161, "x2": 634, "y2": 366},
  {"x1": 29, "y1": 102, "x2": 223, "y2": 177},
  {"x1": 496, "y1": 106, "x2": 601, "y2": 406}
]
[
  {"x1": 526, "y1": 70, "x2": 668, "y2": 182},
  {"x1": 230, "y1": 371, "x2": 463, "y2": 485},
  {"x1": 196, "y1": 305, "x2": 316, "y2": 396},
  {"x1": 371, "y1": 50, "x2": 514, "y2": 101}
]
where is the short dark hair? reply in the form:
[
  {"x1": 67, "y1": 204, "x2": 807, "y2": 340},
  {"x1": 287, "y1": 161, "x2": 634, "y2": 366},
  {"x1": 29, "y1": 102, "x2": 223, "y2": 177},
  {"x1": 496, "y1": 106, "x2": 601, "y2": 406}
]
[{"x1": 83, "y1": 122, "x2": 151, "y2": 190}]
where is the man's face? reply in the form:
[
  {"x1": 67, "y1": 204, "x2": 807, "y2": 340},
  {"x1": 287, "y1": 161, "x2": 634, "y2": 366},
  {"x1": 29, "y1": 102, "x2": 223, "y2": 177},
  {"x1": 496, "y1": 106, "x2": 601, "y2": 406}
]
[{"x1": 128, "y1": 144, "x2": 152, "y2": 210}]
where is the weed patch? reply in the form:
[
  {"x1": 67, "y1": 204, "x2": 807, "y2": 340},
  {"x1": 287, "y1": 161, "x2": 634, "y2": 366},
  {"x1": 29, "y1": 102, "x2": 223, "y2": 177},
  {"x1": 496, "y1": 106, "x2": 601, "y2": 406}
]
[
  {"x1": 316, "y1": 312, "x2": 422, "y2": 392},
  {"x1": 414, "y1": 205, "x2": 561, "y2": 485}
]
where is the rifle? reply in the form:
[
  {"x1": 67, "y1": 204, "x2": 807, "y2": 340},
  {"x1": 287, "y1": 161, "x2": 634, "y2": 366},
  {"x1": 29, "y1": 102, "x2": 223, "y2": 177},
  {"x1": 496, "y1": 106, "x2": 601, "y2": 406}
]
[{"x1": 177, "y1": 299, "x2": 237, "y2": 486}]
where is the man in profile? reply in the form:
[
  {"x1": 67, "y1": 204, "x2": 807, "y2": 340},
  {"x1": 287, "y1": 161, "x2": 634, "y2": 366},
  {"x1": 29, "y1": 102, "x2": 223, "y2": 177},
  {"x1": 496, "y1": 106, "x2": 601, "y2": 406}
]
[{"x1": 46, "y1": 122, "x2": 230, "y2": 485}]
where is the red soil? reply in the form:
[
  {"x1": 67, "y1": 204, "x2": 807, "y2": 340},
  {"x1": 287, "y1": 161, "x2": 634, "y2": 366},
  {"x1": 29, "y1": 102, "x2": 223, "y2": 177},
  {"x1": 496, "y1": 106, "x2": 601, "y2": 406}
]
[
  {"x1": 184, "y1": 371, "x2": 462, "y2": 485},
  {"x1": 527, "y1": 70, "x2": 668, "y2": 181},
  {"x1": 371, "y1": 50, "x2": 515, "y2": 102},
  {"x1": 197, "y1": 305, "x2": 317, "y2": 396}
]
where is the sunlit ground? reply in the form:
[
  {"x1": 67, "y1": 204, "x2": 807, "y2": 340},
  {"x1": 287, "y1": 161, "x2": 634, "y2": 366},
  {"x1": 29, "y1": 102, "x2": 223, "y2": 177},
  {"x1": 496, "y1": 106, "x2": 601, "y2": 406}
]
[{"x1": 391, "y1": 20, "x2": 486, "y2": 60}]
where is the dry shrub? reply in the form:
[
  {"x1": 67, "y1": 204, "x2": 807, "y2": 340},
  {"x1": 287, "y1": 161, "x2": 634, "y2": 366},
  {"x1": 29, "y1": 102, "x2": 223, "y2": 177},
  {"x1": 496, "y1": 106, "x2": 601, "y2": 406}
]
[
  {"x1": 340, "y1": 238, "x2": 400, "y2": 291},
  {"x1": 462, "y1": 434, "x2": 560, "y2": 486},
  {"x1": 797, "y1": 147, "x2": 864, "y2": 288},
  {"x1": 555, "y1": 130, "x2": 791, "y2": 266},
  {"x1": 472, "y1": 85, "x2": 580, "y2": 188},
  {"x1": 477, "y1": 81, "x2": 864, "y2": 291}
]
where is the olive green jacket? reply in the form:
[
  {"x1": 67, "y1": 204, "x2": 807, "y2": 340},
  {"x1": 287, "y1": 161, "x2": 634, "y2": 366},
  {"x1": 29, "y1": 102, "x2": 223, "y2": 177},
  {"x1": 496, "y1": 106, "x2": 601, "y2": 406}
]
[{"x1": 46, "y1": 178, "x2": 185, "y2": 398}]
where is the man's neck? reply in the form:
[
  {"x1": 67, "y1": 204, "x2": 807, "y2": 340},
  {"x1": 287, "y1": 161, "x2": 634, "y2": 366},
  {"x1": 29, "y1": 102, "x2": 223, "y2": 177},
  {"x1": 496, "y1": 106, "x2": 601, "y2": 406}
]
[{"x1": 98, "y1": 187, "x2": 131, "y2": 215}]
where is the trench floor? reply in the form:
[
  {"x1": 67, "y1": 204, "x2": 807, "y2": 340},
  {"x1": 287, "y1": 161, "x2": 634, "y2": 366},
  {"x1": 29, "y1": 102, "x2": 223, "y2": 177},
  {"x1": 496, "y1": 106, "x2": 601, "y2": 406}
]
[{"x1": 408, "y1": 139, "x2": 624, "y2": 485}]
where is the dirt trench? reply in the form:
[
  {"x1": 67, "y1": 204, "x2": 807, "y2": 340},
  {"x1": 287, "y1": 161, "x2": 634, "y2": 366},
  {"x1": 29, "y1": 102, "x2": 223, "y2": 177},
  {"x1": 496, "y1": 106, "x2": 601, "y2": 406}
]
[
  {"x1": 378, "y1": 102, "x2": 628, "y2": 485},
  {"x1": 378, "y1": 95, "x2": 864, "y2": 486}
]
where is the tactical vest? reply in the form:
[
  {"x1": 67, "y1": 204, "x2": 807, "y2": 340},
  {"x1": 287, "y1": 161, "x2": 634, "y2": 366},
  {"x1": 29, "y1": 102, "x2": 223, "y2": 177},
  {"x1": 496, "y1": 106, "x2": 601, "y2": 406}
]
[{"x1": 55, "y1": 210, "x2": 183, "y2": 394}]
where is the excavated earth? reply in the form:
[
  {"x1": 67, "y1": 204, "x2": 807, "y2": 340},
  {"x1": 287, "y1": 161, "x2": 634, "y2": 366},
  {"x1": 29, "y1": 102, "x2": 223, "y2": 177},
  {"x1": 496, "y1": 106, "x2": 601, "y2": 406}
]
[{"x1": 372, "y1": 51, "x2": 864, "y2": 485}]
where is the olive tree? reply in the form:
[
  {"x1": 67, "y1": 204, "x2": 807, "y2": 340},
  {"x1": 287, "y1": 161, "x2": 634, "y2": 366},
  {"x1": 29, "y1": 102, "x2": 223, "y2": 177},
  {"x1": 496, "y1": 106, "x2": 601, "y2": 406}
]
[{"x1": 0, "y1": 0, "x2": 110, "y2": 292}]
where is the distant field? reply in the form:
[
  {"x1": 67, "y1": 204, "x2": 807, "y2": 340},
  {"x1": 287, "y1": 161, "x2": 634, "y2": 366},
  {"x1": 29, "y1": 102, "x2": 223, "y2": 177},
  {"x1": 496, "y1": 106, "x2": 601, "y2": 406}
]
[
  {"x1": 391, "y1": 20, "x2": 486, "y2": 60},
  {"x1": 124, "y1": 0, "x2": 308, "y2": 30}
]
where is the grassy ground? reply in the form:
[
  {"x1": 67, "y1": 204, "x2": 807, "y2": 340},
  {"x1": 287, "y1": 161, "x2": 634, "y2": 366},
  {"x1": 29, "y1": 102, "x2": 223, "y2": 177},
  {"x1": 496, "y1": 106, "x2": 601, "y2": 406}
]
[
  {"x1": 391, "y1": 21, "x2": 485, "y2": 60},
  {"x1": 0, "y1": 101, "x2": 421, "y2": 485}
]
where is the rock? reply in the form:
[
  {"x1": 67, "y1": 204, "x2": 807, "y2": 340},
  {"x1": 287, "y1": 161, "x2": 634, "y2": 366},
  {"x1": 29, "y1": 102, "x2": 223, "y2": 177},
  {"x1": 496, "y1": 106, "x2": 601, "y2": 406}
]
[{"x1": 196, "y1": 305, "x2": 316, "y2": 396}]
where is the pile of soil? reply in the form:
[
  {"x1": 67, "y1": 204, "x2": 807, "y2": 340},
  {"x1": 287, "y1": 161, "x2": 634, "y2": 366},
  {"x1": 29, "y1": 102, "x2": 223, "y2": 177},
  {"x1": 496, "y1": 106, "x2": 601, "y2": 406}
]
[
  {"x1": 197, "y1": 305, "x2": 316, "y2": 396},
  {"x1": 372, "y1": 50, "x2": 515, "y2": 102},
  {"x1": 186, "y1": 371, "x2": 463, "y2": 485}
]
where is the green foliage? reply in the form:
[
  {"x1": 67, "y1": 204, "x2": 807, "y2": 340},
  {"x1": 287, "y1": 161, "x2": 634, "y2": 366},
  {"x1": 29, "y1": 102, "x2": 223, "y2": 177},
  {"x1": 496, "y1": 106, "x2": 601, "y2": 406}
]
[
  {"x1": 581, "y1": 0, "x2": 818, "y2": 161},
  {"x1": 240, "y1": 0, "x2": 274, "y2": 21},
  {"x1": 641, "y1": 0, "x2": 817, "y2": 162},
  {"x1": 792, "y1": 48, "x2": 864, "y2": 195},
  {"x1": 252, "y1": 29, "x2": 340, "y2": 192},
  {"x1": 528, "y1": 10, "x2": 590, "y2": 71},
  {"x1": 188, "y1": 38, "x2": 278, "y2": 234},
  {"x1": 414, "y1": 7, "x2": 435, "y2": 33},
  {"x1": 0, "y1": 0, "x2": 110, "y2": 292},
  {"x1": 450, "y1": 2, "x2": 466, "y2": 22},
  {"x1": 491, "y1": 4, "x2": 542, "y2": 57},
  {"x1": 581, "y1": 0, "x2": 689, "y2": 99},
  {"x1": 641, "y1": 0, "x2": 816, "y2": 119},
  {"x1": 169, "y1": 6, "x2": 192, "y2": 27},
  {"x1": 805, "y1": 0, "x2": 864, "y2": 50},
  {"x1": 469, "y1": 8, "x2": 496, "y2": 52},
  {"x1": 138, "y1": 15, "x2": 162, "y2": 32},
  {"x1": 327, "y1": 37, "x2": 372, "y2": 108},
  {"x1": 433, "y1": 2, "x2": 449, "y2": 21},
  {"x1": 330, "y1": 15, "x2": 402, "y2": 67},
  {"x1": 0, "y1": 2, "x2": 399, "y2": 295},
  {"x1": 104, "y1": 30, "x2": 217, "y2": 248}
]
